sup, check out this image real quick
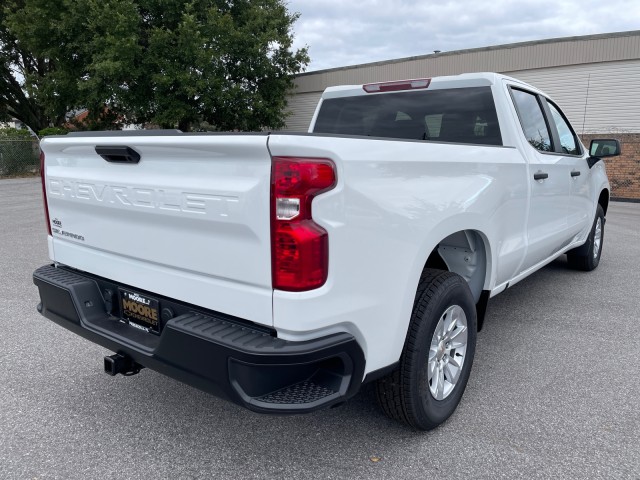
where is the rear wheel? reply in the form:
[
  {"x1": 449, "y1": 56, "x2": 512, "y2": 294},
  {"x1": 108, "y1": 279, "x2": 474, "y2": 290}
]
[
  {"x1": 567, "y1": 204, "x2": 605, "y2": 271},
  {"x1": 375, "y1": 269, "x2": 477, "y2": 430}
]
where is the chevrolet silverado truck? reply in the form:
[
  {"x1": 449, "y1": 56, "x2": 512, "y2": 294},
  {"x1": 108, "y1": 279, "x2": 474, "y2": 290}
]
[{"x1": 33, "y1": 73, "x2": 620, "y2": 430}]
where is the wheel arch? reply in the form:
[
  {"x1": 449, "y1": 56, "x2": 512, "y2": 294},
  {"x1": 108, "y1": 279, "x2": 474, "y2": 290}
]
[
  {"x1": 422, "y1": 229, "x2": 491, "y2": 302},
  {"x1": 418, "y1": 228, "x2": 493, "y2": 331},
  {"x1": 598, "y1": 188, "x2": 609, "y2": 216}
]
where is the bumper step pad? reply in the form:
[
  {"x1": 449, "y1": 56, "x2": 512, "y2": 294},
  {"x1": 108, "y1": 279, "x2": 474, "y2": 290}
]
[{"x1": 256, "y1": 381, "x2": 338, "y2": 405}]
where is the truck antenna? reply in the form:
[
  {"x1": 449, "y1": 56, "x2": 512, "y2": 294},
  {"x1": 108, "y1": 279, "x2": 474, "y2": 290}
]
[{"x1": 581, "y1": 73, "x2": 591, "y2": 135}]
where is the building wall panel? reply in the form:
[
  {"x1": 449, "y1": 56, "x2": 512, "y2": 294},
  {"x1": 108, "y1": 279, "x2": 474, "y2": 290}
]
[
  {"x1": 509, "y1": 60, "x2": 640, "y2": 133},
  {"x1": 282, "y1": 92, "x2": 323, "y2": 132},
  {"x1": 293, "y1": 31, "x2": 640, "y2": 94}
]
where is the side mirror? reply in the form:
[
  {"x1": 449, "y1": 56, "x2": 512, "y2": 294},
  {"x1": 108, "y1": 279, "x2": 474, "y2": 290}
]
[{"x1": 589, "y1": 139, "x2": 621, "y2": 158}]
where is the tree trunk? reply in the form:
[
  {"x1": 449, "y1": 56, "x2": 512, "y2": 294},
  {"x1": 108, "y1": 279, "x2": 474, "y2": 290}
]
[{"x1": 177, "y1": 119, "x2": 191, "y2": 132}]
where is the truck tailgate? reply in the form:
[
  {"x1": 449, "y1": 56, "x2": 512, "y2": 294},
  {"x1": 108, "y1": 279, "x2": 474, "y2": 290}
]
[{"x1": 41, "y1": 134, "x2": 273, "y2": 327}]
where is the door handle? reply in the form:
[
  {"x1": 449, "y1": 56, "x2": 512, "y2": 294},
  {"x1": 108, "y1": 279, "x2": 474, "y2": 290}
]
[
  {"x1": 571, "y1": 170, "x2": 581, "y2": 177},
  {"x1": 95, "y1": 146, "x2": 141, "y2": 164},
  {"x1": 533, "y1": 172, "x2": 549, "y2": 180}
]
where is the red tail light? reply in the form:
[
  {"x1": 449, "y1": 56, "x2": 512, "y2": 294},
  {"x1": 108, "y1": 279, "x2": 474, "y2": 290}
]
[
  {"x1": 271, "y1": 157, "x2": 336, "y2": 291},
  {"x1": 40, "y1": 150, "x2": 52, "y2": 235}
]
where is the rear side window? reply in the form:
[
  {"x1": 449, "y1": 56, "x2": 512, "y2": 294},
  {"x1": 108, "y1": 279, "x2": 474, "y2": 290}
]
[
  {"x1": 313, "y1": 87, "x2": 502, "y2": 146},
  {"x1": 511, "y1": 89, "x2": 552, "y2": 152}
]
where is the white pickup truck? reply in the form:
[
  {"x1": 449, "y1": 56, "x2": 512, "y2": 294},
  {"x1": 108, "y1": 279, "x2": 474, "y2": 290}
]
[{"x1": 34, "y1": 72, "x2": 619, "y2": 430}]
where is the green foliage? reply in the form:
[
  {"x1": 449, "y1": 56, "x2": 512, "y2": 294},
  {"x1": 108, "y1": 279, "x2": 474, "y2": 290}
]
[
  {"x1": 0, "y1": 127, "x2": 31, "y2": 138},
  {"x1": 0, "y1": 0, "x2": 49, "y2": 131},
  {"x1": 1, "y1": 0, "x2": 309, "y2": 131},
  {"x1": 38, "y1": 127, "x2": 69, "y2": 137}
]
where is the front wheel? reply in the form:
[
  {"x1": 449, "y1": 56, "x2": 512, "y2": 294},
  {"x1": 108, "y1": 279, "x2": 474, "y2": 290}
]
[
  {"x1": 567, "y1": 204, "x2": 605, "y2": 271},
  {"x1": 375, "y1": 269, "x2": 477, "y2": 430}
]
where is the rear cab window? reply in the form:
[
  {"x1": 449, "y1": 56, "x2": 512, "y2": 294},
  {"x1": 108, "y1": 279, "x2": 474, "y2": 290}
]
[{"x1": 313, "y1": 87, "x2": 503, "y2": 146}]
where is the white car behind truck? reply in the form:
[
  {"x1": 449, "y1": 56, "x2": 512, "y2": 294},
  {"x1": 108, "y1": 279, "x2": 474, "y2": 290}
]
[{"x1": 34, "y1": 73, "x2": 619, "y2": 430}]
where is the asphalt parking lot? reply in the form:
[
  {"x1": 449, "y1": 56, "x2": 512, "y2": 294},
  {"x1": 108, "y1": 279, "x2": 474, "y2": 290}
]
[{"x1": 1, "y1": 177, "x2": 639, "y2": 479}]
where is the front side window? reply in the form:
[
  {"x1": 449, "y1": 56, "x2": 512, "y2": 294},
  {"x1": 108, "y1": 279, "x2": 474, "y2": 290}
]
[
  {"x1": 547, "y1": 101, "x2": 580, "y2": 155},
  {"x1": 511, "y1": 89, "x2": 552, "y2": 152}
]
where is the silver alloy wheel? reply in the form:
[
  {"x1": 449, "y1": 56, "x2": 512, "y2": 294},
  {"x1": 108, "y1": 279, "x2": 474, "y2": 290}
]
[
  {"x1": 428, "y1": 305, "x2": 468, "y2": 400},
  {"x1": 593, "y1": 217, "x2": 602, "y2": 260}
]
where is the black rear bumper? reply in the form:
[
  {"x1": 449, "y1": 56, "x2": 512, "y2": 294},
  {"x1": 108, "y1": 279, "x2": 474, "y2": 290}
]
[{"x1": 33, "y1": 264, "x2": 365, "y2": 414}]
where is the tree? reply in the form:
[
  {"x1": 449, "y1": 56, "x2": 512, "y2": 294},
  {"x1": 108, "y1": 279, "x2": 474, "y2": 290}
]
[
  {"x1": 0, "y1": 1, "x2": 51, "y2": 131},
  {"x1": 1, "y1": 0, "x2": 309, "y2": 131}
]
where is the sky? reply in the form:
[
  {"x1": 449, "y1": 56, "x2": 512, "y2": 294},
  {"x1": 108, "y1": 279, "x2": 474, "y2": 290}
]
[{"x1": 286, "y1": 0, "x2": 640, "y2": 72}]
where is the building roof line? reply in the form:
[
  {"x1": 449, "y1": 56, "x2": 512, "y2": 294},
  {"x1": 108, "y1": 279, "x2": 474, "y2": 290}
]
[{"x1": 298, "y1": 30, "x2": 640, "y2": 77}]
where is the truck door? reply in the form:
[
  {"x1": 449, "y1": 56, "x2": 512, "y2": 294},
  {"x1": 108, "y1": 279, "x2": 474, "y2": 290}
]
[
  {"x1": 509, "y1": 87, "x2": 572, "y2": 270},
  {"x1": 543, "y1": 99, "x2": 594, "y2": 240}
]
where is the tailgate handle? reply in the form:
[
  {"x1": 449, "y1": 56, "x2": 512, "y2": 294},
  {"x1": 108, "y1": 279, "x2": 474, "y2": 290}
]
[{"x1": 95, "y1": 146, "x2": 141, "y2": 164}]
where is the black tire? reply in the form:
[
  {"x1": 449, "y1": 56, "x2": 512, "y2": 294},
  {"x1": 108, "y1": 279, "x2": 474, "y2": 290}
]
[
  {"x1": 567, "y1": 204, "x2": 605, "y2": 271},
  {"x1": 375, "y1": 269, "x2": 477, "y2": 430}
]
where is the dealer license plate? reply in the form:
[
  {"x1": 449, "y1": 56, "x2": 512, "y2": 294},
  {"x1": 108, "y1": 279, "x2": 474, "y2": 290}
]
[{"x1": 119, "y1": 288, "x2": 160, "y2": 333}]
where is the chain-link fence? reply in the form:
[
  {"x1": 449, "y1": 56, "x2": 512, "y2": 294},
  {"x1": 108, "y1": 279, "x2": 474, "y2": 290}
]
[{"x1": 0, "y1": 138, "x2": 41, "y2": 177}]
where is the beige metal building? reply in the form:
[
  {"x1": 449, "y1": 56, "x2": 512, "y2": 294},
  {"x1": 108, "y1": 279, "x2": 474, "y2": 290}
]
[{"x1": 284, "y1": 30, "x2": 640, "y2": 200}]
